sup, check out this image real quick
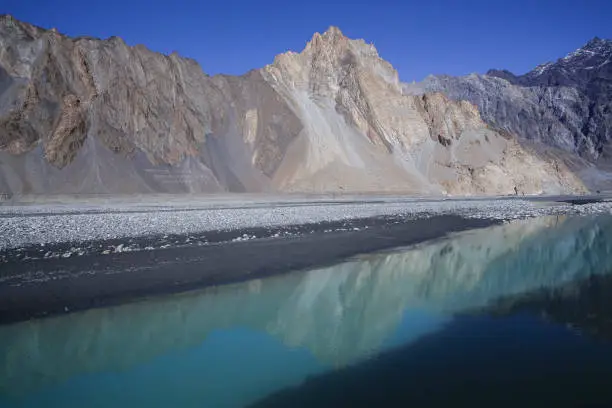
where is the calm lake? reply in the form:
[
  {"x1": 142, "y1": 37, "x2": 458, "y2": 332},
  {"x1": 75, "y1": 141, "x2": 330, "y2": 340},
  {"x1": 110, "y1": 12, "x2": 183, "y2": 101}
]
[{"x1": 1, "y1": 215, "x2": 612, "y2": 407}]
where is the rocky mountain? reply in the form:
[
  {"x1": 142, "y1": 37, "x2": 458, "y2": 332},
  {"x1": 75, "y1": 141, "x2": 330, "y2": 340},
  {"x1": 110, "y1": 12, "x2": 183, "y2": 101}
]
[
  {"x1": 409, "y1": 37, "x2": 612, "y2": 190},
  {"x1": 0, "y1": 15, "x2": 586, "y2": 195}
]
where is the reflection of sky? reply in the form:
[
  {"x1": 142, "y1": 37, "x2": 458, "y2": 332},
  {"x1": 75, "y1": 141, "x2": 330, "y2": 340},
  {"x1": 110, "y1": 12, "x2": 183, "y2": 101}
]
[
  {"x1": 382, "y1": 309, "x2": 450, "y2": 352},
  {"x1": 0, "y1": 328, "x2": 324, "y2": 408},
  {"x1": 0, "y1": 310, "x2": 449, "y2": 408},
  {"x1": 2, "y1": 215, "x2": 612, "y2": 407}
]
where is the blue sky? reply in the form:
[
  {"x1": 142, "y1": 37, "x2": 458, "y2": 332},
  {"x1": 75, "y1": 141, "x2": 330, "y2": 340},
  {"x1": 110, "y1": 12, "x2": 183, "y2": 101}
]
[{"x1": 3, "y1": 0, "x2": 612, "y2": 82}]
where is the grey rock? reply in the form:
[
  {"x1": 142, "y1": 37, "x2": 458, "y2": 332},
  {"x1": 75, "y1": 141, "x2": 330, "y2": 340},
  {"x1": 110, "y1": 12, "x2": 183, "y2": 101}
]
[
  {"x1": 0, "y1": 15, "x2": 585, "y2": 195},
  {"x1": 412, "y1": 37, "x2": 612, "y2": 165}
]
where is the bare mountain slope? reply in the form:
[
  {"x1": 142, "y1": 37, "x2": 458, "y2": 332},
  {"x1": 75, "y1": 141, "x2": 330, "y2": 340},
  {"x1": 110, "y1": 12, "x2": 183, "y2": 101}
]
[
  {"x1": 0, "y1": 15, "x2": 585, "y2": 195},
  {"x1": 410, "y1": 37, "x2": 612, "y2": 191}
]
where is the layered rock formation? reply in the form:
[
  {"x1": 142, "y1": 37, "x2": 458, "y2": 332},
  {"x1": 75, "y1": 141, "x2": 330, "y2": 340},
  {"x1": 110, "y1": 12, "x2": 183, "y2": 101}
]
[
  {"x1": 410, "y1": 37, "x2": 612, "y2": 190},
  {"x1": 0, "y1": 15, "x2": 585, "y2": 195}
]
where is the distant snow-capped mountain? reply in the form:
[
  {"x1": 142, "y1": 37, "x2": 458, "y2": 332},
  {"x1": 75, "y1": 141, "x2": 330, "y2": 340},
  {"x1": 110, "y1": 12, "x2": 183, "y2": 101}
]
[{"x1": 415, "y1": 37, "x2": 612, "y2": 191}]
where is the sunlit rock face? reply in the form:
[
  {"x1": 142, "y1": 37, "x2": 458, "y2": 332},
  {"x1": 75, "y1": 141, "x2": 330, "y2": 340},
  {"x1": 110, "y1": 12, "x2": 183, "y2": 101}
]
[
  {"x1": 410, "y1": 38, "x2": 612, "y2": 190},
  {"x1": 2, "y1": 215, "x2": 612, "y2": 395},
  {"x1": 0, "y1": 15, "x2": 585, "y2": 195}
]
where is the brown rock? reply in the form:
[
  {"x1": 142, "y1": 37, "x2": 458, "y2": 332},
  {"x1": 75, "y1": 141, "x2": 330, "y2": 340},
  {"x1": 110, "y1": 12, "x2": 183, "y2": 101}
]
[{"x1": 0, "y1": 17, "x2": 586, "y2": 195}]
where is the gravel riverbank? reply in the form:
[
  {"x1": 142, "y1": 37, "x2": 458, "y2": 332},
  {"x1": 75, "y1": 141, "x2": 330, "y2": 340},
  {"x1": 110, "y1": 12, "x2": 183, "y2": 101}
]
[
  {"x1": 1, "y1": 196, "x2": 612, "y2": 250},
  {"x1": 1, "y1": 195, "x2": 611, "y2": 323}
]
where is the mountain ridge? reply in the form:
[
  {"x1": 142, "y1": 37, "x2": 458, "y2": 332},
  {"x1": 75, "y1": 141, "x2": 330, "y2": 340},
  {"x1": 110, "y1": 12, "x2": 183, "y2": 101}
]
[
  {"x1": 0, "y1": 15, "x2": 589, "y2": 195},
  {"x1": 415, "y1": 36, "x2": 612, "y2": 192},
  {"x1": 486, "y1": 36, "x2": 612, "y2": 86}
]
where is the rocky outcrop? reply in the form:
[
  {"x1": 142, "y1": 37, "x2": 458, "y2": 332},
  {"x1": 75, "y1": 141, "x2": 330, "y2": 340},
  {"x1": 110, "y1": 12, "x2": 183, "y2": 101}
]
[
  {"x1": 409, "y1": 37, "x2": 612, "y2": 190},
  {"x1": 0, "y1": 15, "x2": 585, "y2": 195}
]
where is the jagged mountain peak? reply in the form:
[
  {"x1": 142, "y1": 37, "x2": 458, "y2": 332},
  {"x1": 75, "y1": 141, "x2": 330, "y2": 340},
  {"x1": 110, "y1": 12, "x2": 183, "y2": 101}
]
[
  {"x1": 484, "y1": 69, "x2": 518, "y2": 83},
  {"x1": 484, "y1": 37, "x2": 611, "y2": 84},
  {"x1": 0, "y1": 14, "x2": 17, "y2": 24},
  {"x1": 582, "y1": 36, "x2": 611, "y2": 51},
  {"x1": 0, "y1": 14, "x2": 46, "y2": 39},
  {"x1": 523, "y1": 36, "x2": 612, "y2": 82},
  {"x1": 322, "y1": 25, "x2": 345, "y2": 39},
  {"x1": 483, "y1": 36, "x2": 612, "y2": 87},
  {"x1": 305, "y1": 26, "x2": 350, "y2": 55},
  {"x1": 268, "y1": 25, "x2": 399, "y2": 94},
  {"x1": 0, "y1": 14, "x2": 588, "y2": 196},
  {"x1": 559, "y1": 36, "x2": 612, "y2": 63},
  {"x1": 305, "y1": 25, "x2": 371, "y2": 58},
  {"x1": 419, "y1": 34, "x2": 612, "y2": 178},
  {"x1": 303, "y1": 26, "x2": 383, "y2": 60}
]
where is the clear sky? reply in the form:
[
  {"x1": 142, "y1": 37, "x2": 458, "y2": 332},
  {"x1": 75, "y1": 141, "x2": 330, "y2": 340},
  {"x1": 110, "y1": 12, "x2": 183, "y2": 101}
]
[{"x1": 3, "y1": 0, "x2": 612, "y2": 82}]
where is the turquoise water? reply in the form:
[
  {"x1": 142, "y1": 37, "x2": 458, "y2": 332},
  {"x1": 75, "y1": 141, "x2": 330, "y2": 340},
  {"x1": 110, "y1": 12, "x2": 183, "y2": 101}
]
[{"x1": 1, "y1": 215, "x2": 612, "y2": 407}]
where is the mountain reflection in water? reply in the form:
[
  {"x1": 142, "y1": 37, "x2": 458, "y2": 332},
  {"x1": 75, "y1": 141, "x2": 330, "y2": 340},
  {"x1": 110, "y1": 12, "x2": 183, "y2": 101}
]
[{"x1": 1, "y1": 215, "x2": 612, "y2": 408}]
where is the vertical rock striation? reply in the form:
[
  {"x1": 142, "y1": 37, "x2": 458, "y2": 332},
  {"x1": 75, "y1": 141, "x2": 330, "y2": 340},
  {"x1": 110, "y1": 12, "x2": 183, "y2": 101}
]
[
  {"x1": 0, "y1": 16, "x2": 586, "y2": 195},
  {"x1": 410, "y1": 37, "x2": 612, "y2": 190}
]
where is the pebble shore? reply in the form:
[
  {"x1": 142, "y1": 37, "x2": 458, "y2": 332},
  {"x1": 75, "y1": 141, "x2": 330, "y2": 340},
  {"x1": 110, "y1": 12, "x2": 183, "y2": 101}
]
[{"x1": 1, "y1": 197, "x2": 611, "y2": 250}]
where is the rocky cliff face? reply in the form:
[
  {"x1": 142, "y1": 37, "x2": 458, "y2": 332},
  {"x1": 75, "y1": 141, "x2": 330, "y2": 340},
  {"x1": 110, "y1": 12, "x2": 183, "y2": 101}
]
[
  {"x1": 410, "y1": 37, "x2": 612, "y2": 190},
  {"x1": 0, "y1": 15, "x2": 585, "y2": 195}
]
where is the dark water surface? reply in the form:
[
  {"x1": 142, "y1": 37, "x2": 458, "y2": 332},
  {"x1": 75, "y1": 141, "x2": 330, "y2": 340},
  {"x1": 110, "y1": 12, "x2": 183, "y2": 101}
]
[{"x1": 1, "y1": 215, "x2": 612, "y2": 407}]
